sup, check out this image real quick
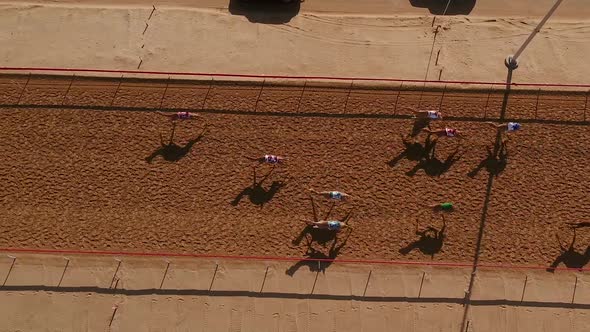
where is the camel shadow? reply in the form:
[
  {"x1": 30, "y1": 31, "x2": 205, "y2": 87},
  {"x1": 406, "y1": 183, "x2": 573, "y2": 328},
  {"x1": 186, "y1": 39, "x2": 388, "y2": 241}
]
[
  {"x1": 228, "y1": 0, "x2": 301, "y2": 24},
  {"x1": 292, "y1": 225, "x2": 338, "y2": 249},
  {"x1": 292, "y1": 196, "x2": 354, "y2": 249},
  {"x1": 406, "y1": 145, "x2": 462, "y2": 177},
  {"x1": 400, "y1": 217, "x2": 446, "y2": 258},
  {"x1": 411, "y1": 118, "x2": 430, "y2": 137},
  {"x1": 231, "y1": 167, "x2": 286, "y2": 207},
  {"x1": 388, "y1": 134, "x2": 437, "y2": 168},
  {"x1": 145, "y1": 127, "x2": 207, "y2": 163},
  {"x1": 547, "y1": 229, "x2": 590, "y2": 272},
  {"x1": 286, "y1": 229, "x2": 352, "y2": 276},
  {"x1": 468, "y1": 142, "x2": 508, "y2": 178}
]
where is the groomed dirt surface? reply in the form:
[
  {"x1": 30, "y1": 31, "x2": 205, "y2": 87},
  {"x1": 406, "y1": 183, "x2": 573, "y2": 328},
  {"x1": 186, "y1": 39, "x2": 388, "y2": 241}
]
[{"x1": 0, "y1": 75, "x2": 589, "y2": 268}]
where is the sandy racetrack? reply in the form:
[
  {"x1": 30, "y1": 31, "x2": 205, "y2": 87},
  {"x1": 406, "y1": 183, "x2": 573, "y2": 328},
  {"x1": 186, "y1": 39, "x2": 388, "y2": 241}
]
[{"x1": 0, "y1": 75, "x2": 589, "y2": 268}]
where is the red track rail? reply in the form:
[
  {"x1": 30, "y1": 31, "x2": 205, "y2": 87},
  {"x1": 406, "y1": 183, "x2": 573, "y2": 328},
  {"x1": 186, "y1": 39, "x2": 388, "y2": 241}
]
[
  {"x1": 1, "y1": 247, "x2": 587, "y2": 272},
  {"x1": 2, "y1": 66, "x2": 590, "y2": 88}
]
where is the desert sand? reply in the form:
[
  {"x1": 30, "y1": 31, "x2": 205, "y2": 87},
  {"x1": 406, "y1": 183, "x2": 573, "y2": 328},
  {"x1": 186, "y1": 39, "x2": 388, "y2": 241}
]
[
  {"x1": 1, "y1": 1, "x2": 590, "y2": 83},
  {"x1": 4, "y1": 0, "x2": 590, "y2": 17},
  {"x1": 1, "y1": 253, "x2": 589, "y2": 331},
  {"x1": 1, "y1": 0, "x2": 590, "y2": 330}
]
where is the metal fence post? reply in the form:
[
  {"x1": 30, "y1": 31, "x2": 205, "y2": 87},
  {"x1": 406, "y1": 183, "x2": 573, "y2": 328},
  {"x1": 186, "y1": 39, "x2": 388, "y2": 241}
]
[
  {"x1": 343, "y1": 80, "x2": 354, "y2": 113},
  {"x1": 159, "y1": 76, "x2": 170, "y2": 110},
  {"x1": 110, "y1": 75, "x2": 123, "y2": 107},
  {"x1": 254, "y1": 79, "x2": 265, "y2": 112},
  {"x1": 534, "y1": 88, "x2": 541, "y2": 119},
  {"x1": 583, "y1": 90, "x2": 588, "y2": 122},
  {"x1": 201, "y1": 78, "x2": 213, "y2": 110},
  {"x1": 438, "y1": 84, "x2": 447, "y2": 111},
  {"x1": 61, "y1": 74, "x2": 75, "y2": 106},
  {"x1": 16, "y1": 73, "x2": 31, "y2": 105},
  {"x1": 296, "y1": 80, "x2": 307, "y2": 113}
]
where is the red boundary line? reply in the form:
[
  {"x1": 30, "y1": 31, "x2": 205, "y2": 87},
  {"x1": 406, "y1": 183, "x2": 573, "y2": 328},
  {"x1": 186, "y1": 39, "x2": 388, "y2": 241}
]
[
  {"x1": 1, "y1": 66, "x2": 590, "y2": 88},
  {"x1": 0, "y1": 247, "x2": 587, "y2": 272}
]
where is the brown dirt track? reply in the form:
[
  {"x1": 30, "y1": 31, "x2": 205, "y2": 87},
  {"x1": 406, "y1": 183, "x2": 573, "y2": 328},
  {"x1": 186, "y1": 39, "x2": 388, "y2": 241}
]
[{"x1": 0, "y1": 75, "x2": 589, "y2": 268}]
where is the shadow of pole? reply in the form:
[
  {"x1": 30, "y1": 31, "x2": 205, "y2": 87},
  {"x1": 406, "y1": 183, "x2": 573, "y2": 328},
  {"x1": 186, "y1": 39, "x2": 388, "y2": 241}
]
[
  {"x1": 460, "y1": 68, "x2": 513, "y2": 332},
  {"x1": 499, "y1": 70, "x2": 514, "y2": 126},
  {"x1": 2, "y1": 284, "x2": 590, "y2": 309}
]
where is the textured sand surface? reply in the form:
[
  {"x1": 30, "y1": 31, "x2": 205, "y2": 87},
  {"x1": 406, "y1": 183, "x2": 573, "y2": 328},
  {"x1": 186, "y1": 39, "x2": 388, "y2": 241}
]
[
  {"x1": 4, "y1": 0, "x2": 590, "y2": 18},
  {"x1": 1, "y1": 3, "x2": 590, "y2": 84},
  {"x1": 1, "y1": 254, "x2": 589, "y2": 332},
  {"x1": 1, "y1": 75, "x2": 589, "y2": 269}
]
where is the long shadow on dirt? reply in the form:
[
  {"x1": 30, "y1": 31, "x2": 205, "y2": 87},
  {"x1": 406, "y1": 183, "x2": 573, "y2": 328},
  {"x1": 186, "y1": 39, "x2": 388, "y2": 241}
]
[
  {"x1": 145, "y1": 127, "x2": 207, "y2": 163},
  {"x1": 286, "y1": 229, "x2": 352, "y2": 276},
  {"x1": 232, "y1": 167, "x2": 286, "y2": 207},
  {"x1": 406, "y1": 144, "x2": 462, "y2": 177},
  {"x1": 400, "y1": 217, "x2": 446, "y2": 258},
  {"x1": 409, "y1": 0, "x2": 476, "y2": 15},
  {"x1": 388, "y1": 134, "x2": 437, "y2": 168},
  {"x1": 228, "y1": 0, "x2": 301, "y2": 24},
  {"x1": 468, "y1": 142, "x2": 508, "y2": 178},
  {"x1": 547, "y1": 229, "x2": 590, "y2": 272}
]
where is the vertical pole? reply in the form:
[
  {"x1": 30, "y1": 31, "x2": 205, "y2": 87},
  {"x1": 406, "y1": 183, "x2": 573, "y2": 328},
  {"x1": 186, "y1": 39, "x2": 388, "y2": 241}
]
[
  {"x1": 310, "y1": 261, "x2": 321, "y2": 295},
  {"x1": 520, "y1": 275, "x2": 528, "y2": 302},
  {"x1": 159, "y1": 260, "x2": 170, "y2": 289},
  {"x1": 418, "y1": 271, "x2": 426, "y2": 298},
  {"x1": 438, "y1": 84, "x2": 447, "y2": 111},
  {"x1": 61, "y1": 75, "x2": 75, "y2": 106},
  {"x1": 16, "y1": 73, "x2": 31, "y2": 105},
  {"x1": 254, "y1": 79, "x2": 265, "y2": 112},
  {"x1": 110, "y1": 259, "x2": 121, "y2": 289},
  {"x1": 201, "y1": 78, "x2": 213, "y2": 110},
  {"x1": 159, "y1": 76, "x2": 170, "y2": 110},
  {"x1": 499, "y1": 69, "x2": 514, "y2": 121},
  {"x1": 110, "y1": 76, "x2": 123, "y2": 107},
  {"x1": 534, "y1": 88, "x2": 541, "y2": 119},
  {"x1": 2, "y1": 255, "x2": 16, "y2": 287},
  {"x1": 57, "y1": 257, "x2": 70, "y2": 287},
  {"x1": 296, "y1": 80, "x2": 307, "y2": 113},
  {"x1": 506, "y1": 0, "x2": 565, "y2": 68},
  {"x1": 583, "y1": 90, "x2": 588, "y2": 122},
  {"x1": 571, "y1": 275, "x2": 578, "y2": 304},
  {"x1": 209, "y1": 263, "x2": 218, "y2": 292},
  {"x1": 362, "y1": 270, "x2": 372, "y2": 297},
  {"x1": 418, "y1": 84, "x2": 425, "y2": 109},
  {"x1": 260, "y1": 266, "x2": 269, "y2": 293},
  {"x1": 343, "y1": 80, "x2": 354, "y2": 114},
  {"x1": 112, "y1": 278, "x2": 120, "y2": 290},
  {"x1": 513, "y1": 0, "x2": 564, "y2": 62},
  {"x1": 109, "y1": 305, "x2": 119, "y2": 328}
]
